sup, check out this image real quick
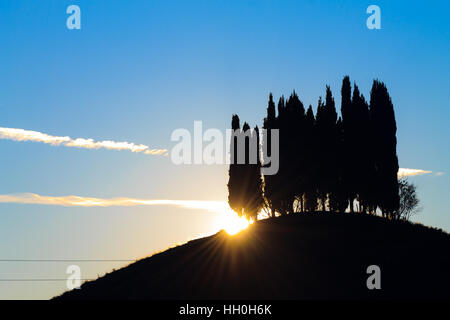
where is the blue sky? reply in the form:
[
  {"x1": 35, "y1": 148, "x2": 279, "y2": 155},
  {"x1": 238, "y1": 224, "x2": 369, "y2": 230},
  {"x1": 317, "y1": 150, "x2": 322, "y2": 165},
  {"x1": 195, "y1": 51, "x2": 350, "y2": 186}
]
[{"x1": 0, "y1": 0, "x2": 449, "y2": 299}]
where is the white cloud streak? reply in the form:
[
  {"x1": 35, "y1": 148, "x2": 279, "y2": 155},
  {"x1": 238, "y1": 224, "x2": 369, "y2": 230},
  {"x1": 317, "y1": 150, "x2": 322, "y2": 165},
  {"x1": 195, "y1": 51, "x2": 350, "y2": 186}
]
[
  {"x1": 398, "y1": 168, "x2": 433, "y2": 178},
  {"x1": 0, "y1": 193, "x2": 228, "y2": 213},
  {"x1": 0, "y1": 127, "x2": 167, "y2": 156}
]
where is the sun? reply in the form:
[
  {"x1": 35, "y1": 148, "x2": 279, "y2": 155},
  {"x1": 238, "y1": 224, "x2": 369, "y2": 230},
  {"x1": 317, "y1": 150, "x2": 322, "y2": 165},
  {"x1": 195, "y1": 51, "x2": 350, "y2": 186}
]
[{"x1": 218, "y1": 207, "x2": 250, "y2": 235}]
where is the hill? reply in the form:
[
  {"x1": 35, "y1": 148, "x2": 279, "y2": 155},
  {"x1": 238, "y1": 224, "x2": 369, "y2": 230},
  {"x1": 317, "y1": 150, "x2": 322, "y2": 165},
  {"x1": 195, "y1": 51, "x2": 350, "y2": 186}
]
[{"x1": 56, "y1": 213, "x2": 450, "y2": 299}]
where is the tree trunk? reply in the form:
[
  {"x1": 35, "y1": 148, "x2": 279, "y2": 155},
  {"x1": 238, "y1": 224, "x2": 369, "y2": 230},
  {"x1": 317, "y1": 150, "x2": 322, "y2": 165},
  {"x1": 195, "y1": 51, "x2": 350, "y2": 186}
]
[{"x1": 300, "y1": 196, "x2": 304, "y2": 213}]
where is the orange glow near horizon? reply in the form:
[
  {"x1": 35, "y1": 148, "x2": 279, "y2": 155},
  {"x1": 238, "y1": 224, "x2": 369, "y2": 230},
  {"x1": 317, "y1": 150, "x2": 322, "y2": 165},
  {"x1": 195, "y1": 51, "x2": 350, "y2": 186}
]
[
  {"x1": 216, "y1": 207, "x2": 250, "y2": 235},
  {"x1": 0, "y1": 191, "x2": 252, "y2": 235}
]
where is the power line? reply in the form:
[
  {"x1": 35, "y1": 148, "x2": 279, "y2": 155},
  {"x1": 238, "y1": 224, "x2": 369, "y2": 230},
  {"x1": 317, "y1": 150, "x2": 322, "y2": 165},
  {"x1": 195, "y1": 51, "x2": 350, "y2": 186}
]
[
  {"x1": 0, "y1": 259, "x2": 135, "y2": 262},
  {"x1": 0, "y1": 279, "x2": 95, "y2": 281}
]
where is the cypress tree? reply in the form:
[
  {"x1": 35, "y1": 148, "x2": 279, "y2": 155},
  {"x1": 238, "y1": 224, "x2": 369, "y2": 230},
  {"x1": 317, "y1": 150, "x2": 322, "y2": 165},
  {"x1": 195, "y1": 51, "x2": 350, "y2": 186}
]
[
  {"x1": 315, "y1": 96, "x2": 327, "y2": 211},
  {"x1": 340, "y1": 76, "x2": 355, "y2": 212},
  {"x1": 351, "y1": 86, "x2": 372, "y2": 213},
  {"x1": 303, "y1": 105, "x2": 318, "y2": 212},
  {"x1": 329, "y1": 116, "x2": 347, "y2": 212},
  {"x1": 370, "y1": 80, "x2": 399, "y2": 218},
  {"x1": 244, "y1": 125, "x2": 264, "y2": 221},
  {"x1": 262, "y1": 94, "x2": 277, "y2": 217},
  {"x1": 315, "y1": 87, "x2": 338, "y2": 211},
  {"x1": 275, "y1": 96, "x2": 292, "y2": 214},
  {"x1": 286, "y1": 91, "x2": 306, "y2": 213},
  {"x1": 324, "y1": 86, "x2": 339, "y2": 211},
  {"x1": 351, "y1": 84, "x2": 364, "y2": 212},
  {"x1": 227, "y1": 115, "x2": 243, "y2": 215}
]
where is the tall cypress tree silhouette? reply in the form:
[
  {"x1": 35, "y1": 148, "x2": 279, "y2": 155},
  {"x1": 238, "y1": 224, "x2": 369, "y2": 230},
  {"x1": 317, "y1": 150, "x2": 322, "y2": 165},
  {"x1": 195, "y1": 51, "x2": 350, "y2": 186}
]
[
  {"x1": 228, "y1": 115, "x2": 243, "y2": 216},
  {"x1": 285, "y1": 92, "x2": 306, "y2": 213},
  {"x1": 351, "y1": 85, "x2": 373, "y2": 213},
  {"x1": 350, "y1": 84, "x2": 365, "y2": 212},
  {"x1": 243, "y1": 125, "x2": 264, "y2": 221},
  {"x1": 314, "y1": 87, "x2": 338, "y2": 211},
  {"x1": 341, "y1": 76, "x2": 356, "y2": 212},
  {"x1": 276, "y1": 96, "x2": 292, "y2": 214},
  {"x1": 329, "y1": 116, "x2": 347, "y2": 212},
  {"x1": 324, "y1": 86, "x2": 339, "y2": 211},
  {"x1": 315, "y1": 96, "x2": 327, "y2": 210},
  {"x1": 263, "y1": 93, "x2": 278, "y2": 217},
  {"x1": 228, "y1": 116, "x2": 264, "y2": 221},
  {"x1": 370, "y1": 80, "x2": 400, "y2": 218},
  {"x1": 303, "y1": 105, "x2": 318, "y2": 212}
]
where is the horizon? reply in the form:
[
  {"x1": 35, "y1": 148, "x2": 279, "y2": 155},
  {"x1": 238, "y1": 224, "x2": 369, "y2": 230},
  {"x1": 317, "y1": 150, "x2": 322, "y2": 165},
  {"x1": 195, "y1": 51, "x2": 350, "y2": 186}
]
[{"x1": 1, "y1": 0, "x2": 449, "y2": 299}]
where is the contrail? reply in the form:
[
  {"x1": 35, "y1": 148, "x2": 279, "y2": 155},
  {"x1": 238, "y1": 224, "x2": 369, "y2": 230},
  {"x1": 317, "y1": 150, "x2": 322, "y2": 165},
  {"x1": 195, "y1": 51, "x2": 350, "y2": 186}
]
[
  {"x1": 0, "y1": 127, "x2": 167, "y2": 155},
  {"x1": 398, "y1": 168, "x2": 433, "y2": 178},
  {"x1": 0, "y1": 193, "x2": 229, "y2": 212}
]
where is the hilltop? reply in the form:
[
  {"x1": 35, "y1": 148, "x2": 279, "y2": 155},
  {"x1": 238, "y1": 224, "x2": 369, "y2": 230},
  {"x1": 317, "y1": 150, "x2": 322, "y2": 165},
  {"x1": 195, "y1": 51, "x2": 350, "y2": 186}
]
[{"x1": 56, "y1": 213, "x2": 450, "y2": 299}]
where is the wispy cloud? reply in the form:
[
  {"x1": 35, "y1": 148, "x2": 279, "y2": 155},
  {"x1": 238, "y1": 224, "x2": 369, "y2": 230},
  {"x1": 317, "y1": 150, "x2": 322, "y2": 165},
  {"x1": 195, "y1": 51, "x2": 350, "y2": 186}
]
[
  {"x1": 0, "y1": 127, "x2": 167, "y2": 155},
  {"x1": 398, "y1": 168, "x2": 433, "y2": 178},
  {"x1": 0, "y1": 193, "x2": 228, "y2": 212}
]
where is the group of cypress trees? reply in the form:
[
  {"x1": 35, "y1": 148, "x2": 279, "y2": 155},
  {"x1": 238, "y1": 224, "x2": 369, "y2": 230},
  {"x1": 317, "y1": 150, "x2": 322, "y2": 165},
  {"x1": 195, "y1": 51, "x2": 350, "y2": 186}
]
[
  {"x1": 227, "y1": 116, "x2": 264, "y2": 223},
  {"x1": 228, "y1": 76, "x2": 400, "y2": 221}
]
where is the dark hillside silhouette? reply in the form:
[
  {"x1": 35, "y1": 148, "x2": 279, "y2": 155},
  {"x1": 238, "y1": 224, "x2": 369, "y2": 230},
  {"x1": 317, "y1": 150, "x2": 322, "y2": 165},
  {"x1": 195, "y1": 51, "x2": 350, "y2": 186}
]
[
  {"x1": 56, "y1": 214, "x2": 450, "y2": 300},
  {"x1": 55, "y1": 77, "x2": 447, "y2": 300}
]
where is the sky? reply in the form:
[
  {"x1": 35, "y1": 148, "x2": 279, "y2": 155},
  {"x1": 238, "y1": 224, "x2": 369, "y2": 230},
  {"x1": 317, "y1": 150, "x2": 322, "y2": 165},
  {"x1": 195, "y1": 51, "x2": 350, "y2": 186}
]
[{"x1": 0, "y1": 0, "x2": 449, "y2": 299}]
